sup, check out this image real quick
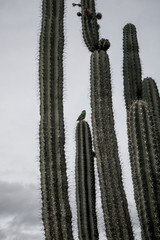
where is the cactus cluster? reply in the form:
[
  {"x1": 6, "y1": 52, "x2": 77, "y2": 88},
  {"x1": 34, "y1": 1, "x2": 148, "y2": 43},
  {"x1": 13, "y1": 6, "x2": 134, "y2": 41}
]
[
  {"x1": 39, "y1": 0, "x2": 160, "y2": 239},
  {"x1": 123, "y1": 23, "x2": 160, "y2": 239}
]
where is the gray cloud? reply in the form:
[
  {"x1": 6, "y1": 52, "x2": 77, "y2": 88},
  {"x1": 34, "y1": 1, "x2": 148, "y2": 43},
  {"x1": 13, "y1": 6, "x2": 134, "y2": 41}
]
[{"x1": 0, "y1": 181, "x2": 43, "y2": 240}]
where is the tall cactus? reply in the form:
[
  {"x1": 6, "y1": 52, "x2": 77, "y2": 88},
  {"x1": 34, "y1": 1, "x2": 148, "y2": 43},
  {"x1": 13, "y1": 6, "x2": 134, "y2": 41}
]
[
  {"x1": 39, "y1": 0, "x2": 73, "y2": 239},
  {"x1": 128, "y1": 100, "x2": 160, "y2": 239},
  {"x1": 75, "y1": 120, "x2": 98, "y2": 240},
  {"x1": 38, "y1": 0, "x2": 160, "y2": 239},
  {"x1": 123, "y1": 24, "x2": 160, "y2": 239},
  {"x1": 90, "y1": 49, "x2": 134, "y2": 240}
]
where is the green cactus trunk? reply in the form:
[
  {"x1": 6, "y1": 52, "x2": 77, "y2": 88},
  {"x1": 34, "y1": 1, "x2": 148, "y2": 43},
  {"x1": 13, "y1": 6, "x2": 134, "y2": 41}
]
[
  {"x1": 90, "y1": 49, "x2": 134, "y2": 240},
  {"x1": 39, "y1": 0, "x2": 73, "y2": 239},
  {"x1": 128, "y1": 100, "x2": 160, "y2": 239},
  {"x1": 80, "y1": 0, "x2": 99, "y2": 52},
  {"x1": 142, "y1": 77, "x2": 160, "y2": 138},
  {"x1": 123, "y1": 23, "x2": 142, "y2": 110},
  {"x1": 75, "y1": 120, "x2": 98, "y2": 240}
]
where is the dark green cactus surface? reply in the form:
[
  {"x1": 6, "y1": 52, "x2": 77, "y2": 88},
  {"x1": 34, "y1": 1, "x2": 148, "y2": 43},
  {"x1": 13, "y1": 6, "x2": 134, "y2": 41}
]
[
  {"x1": 128, "y1": 100, "x2": 160, "y2": 239},
  {"x1": 80, "y1": 0, "x2": 99, "y2": 51},
  {"x1": 90, "y1": 49, "x2": 134, "y2": 240},
  {"x1": 123, "y1": 24, "x2": 160, "y2": 240},
  {"x1": 39, "y1": 0, "x2": 73, "y2": 239},
  {"x1": 123, "y1": 23, "x2": 142, "y2": 110},
  {"x1": 142, "y1": 77, "x2": 160, "y2": 138},
  {"x1": 75, "y1": 120, "x2": 98, "y2": 240}
]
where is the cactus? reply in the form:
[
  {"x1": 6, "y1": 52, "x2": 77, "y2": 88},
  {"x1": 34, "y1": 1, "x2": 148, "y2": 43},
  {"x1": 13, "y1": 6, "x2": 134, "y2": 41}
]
[
  {"x1": 39, "y1": 0, "x2": 160, "y2": 239},
  {"x1": 39, "y1": 0, "x2": 73, "y2": 239},
  {"x1": 90, "y1": 49, "x2": 134, "y2": 239},
  {"x1": 80, "y1": 0, "x2": 100, "y2": 51},
  {"x1": 123, "y1": 24, "x2": 160, "y2": 239},
  {"x1": 123, "y1": 23, "x2": 142, "y2": 110},
  {"x1": 75, "y1": 120, "x2": 98, "y2": 239},
  {"x1": 142, "y1": 77, "x2": 160, "y2": 138},
  {"x1": 127, "y1": 100, "x2": 160, "y2": 239}
]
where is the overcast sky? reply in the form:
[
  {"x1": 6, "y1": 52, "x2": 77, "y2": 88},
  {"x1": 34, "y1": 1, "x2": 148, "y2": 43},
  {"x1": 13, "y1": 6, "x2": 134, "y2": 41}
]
[{"x1": 0, "y1": 0, "x2": 160, "y2": 239}]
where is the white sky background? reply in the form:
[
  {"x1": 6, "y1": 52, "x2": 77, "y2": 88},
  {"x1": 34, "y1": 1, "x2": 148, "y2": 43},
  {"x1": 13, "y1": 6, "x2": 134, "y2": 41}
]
[{"x1": 0, "y1": 0, "x2": 160, "y2": 239}]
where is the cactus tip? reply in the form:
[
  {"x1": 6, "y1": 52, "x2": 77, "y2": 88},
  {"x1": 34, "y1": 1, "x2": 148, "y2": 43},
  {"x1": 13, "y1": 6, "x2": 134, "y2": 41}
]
[{"x1": 98, "y1": 38, "x2": 110, "y2": 51}]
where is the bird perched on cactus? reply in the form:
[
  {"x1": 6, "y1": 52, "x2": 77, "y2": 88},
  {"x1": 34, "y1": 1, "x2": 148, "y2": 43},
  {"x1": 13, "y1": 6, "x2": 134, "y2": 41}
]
[{"x1": 77, "y1": 110, "x2": 86, "y2": 121}]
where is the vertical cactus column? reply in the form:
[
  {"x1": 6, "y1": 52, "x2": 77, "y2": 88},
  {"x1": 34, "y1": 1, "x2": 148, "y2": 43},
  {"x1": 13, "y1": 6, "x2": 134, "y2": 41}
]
[
  {"x1": 142, "y1": 77, "x2": 160, "y2": 138},
  {"x1": 128, "y1": 100, "x2": 160, "y2": 239},
  {"x1": 80, "y1": 0, "x2": 99, "y2": 51},
  {"x1": 75, "y1": 120, "x2": 98, "y2": 240},
  {"x1": 123, "y1": 23, "x2": 142, "y2": 109},
  {"x1": 123, "y1": 24, "x2": 160, "y2": 239},
  {"x1": 39, "y1": 0, "x2": 73, "y2": 239},
  {"x1": 90, "y1": 49, "x2": 134, "y2": 240}
]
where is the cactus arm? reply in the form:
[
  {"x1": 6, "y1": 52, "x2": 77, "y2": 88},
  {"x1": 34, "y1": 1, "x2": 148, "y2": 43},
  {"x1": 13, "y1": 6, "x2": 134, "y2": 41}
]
[
  {"x1": 80, "y1": 0, "x2": 99, "y2": 52},
  {"x1": 123, "y1": 23, "x2": 142, "y2": 110},
  {"x1": 39, "y1": 0, "x2": 73, "y2": 239},
  {"x1": 142, "y1": 77, "x2": 160, "y2": 138},
  {"x1": 90, "y1": 49, "x2": 134, "y2": 240},
  {"x1": 128, "y1": 100, "x2": 160, "y2": 239},
  {"x1": 76, "y1": 120, "x2": 98, "y2": 240}
]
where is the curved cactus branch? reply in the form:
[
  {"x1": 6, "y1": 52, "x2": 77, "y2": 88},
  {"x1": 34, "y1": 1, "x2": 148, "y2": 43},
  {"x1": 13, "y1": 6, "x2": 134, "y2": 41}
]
[
  {"x1": 75, "y1": 120, "x2": 98, "y2": 240},
  {"x1": 39, "y1": 0, "x2": 73, "y2": 239}
]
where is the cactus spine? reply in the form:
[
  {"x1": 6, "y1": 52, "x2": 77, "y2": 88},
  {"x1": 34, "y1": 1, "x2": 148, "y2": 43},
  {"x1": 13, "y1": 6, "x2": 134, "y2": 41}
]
[
  {"x1": 39, "y1": 0, "x2": 73, "y2": 239},
  {"x1": 75, "y1": 120, "x2": 98, "y2": 240}
]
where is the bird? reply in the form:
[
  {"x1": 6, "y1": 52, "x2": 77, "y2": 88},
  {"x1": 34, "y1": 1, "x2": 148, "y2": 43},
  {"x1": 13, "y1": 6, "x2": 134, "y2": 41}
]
[{"x1": 77, "y1": 110, "x2": 86, "y2": 121}]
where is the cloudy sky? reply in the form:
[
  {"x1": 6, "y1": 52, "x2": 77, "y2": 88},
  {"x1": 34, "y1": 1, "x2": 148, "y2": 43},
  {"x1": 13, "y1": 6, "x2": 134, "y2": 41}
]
[{"x1": 0, "y1": 0, "x2": 160, "y2": 239}]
